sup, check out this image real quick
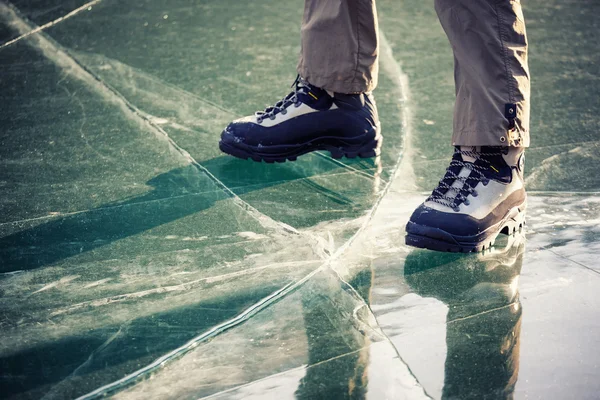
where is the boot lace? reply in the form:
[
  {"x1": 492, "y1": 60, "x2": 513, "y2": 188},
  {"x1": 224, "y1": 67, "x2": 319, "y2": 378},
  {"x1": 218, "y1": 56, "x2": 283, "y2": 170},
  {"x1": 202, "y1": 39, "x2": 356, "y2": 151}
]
[
  {"x1": 255, "y1": 76, "x2": 307, "y2": 124},
  {"x1": 427, "y1": 147, "x2": 503, "y2": 212}
]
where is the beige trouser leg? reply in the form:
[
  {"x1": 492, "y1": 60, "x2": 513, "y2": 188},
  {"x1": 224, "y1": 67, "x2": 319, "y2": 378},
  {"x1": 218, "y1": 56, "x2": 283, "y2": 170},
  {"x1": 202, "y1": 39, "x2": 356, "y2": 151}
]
[
  {"x1": 297, "y1": 0, "x2": 379, "y2": 94},
  {"x1": 298, "y1": 0, "x2": 530, "y2": 147},
  {"x1": 436, "y1": 0, "x2": 530, "y2": 147}
]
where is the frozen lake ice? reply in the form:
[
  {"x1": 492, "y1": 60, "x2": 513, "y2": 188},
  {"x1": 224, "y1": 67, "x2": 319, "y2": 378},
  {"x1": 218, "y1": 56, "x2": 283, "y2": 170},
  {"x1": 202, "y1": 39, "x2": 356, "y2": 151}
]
[{"x1": 1, "y1": 0, "x2": 599, "y2": 398}]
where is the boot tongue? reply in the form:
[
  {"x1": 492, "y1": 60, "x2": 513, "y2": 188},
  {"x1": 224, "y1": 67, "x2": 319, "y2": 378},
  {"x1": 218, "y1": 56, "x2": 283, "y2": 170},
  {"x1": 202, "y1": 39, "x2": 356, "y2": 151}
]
[
  {"x1": 460, "y1": 146, "x2": 479, "y2": 163},
  {"x1": 296, "y1": 80, "x2": 332, "y2": 111},
  {"x1": 448, "y1": 146, "x2": 478, "y2": 193},
  {"x1": 433, "y1": 149, "x2": 472, "y2": 202},
  {"x1": 450, "y1": 165, "x2": 472, "y2": 193}
]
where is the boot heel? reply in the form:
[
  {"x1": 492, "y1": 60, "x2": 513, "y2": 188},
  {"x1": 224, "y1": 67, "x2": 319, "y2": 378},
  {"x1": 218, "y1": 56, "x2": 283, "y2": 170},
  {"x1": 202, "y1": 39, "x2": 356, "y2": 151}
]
[{"x1": 336, "y1": 126, "x2": 382, "y2": 159}]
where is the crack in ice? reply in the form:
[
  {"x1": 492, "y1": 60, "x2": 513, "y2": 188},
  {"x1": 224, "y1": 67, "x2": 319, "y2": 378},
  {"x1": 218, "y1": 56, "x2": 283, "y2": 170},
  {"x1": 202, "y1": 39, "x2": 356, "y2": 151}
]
[
  {"x1": 2, "y1": 4, "x2": 426, "y2": 397},
  {"x1": 446, "y1": 303, "x2": 518, "y2": 324},
  {"x1": 546, "y1": 249, "x2": 600, "y2": 277},
  {"x1": 0, "y1": 4, "x2": 303, "y2": 239},
  {"x1": 0, "y1": 0, "x2": 102, "y2": 50},
  {"x1": 197, "y1": 347, "x2": 370, "y2": 400},
  {"x1": 0, "y1": 192, "x2": 224, "y2": 229},
  {"x1": 76, "y1": 27, "x2": 420, "y2": 399},
  {"x1": 48, "y1": 260, "x2": 321, "y2": 317}
]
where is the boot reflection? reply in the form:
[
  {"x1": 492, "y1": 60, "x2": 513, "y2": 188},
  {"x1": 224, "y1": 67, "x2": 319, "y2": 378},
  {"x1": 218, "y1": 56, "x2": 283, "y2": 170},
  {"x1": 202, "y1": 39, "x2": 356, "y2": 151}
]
[
  {"x1": 404, "y1": 233, "x2": 525, "y2": 400},
  {"x1": 295, "y1": 268, "x2": 373, "y2": 400}
]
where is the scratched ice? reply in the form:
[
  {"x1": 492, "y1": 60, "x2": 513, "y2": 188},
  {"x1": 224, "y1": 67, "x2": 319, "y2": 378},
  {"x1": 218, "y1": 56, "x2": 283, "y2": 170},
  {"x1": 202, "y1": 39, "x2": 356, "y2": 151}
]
[{"x1": 1, "y1": 0, "x2": 599, "y2": 399}]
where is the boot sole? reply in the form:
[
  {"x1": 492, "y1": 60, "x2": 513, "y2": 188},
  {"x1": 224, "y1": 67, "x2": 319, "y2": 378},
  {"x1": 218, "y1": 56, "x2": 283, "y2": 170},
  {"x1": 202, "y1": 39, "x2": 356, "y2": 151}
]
[
  {"x1": 405, "y1": 202, "x2": 526, "y2": 253},
  {"x1": 219, "y1": 126, "x2": 381, "y2": 163}
]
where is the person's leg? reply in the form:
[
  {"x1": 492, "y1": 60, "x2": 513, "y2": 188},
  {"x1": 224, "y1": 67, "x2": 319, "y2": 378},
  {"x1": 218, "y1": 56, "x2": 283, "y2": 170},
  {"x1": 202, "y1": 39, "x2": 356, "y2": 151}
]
[
  {"x1": 298, "y1": 0, "x2": 379, "y2": 94},
  {"x1": 439, "y1": 0, "x2": 530, "y2": 147},
  {"x1": 219, "y1": 1, "x2": 381, "y2": 163},
  {"x1": 406, "y1": 0, "x2": 530, "y2": 253}
]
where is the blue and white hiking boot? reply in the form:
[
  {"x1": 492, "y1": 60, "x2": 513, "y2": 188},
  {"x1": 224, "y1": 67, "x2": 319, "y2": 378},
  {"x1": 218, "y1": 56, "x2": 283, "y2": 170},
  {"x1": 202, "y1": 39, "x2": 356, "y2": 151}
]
[
  {"x1": 406, "y1": 146, "x2": 526, "y2": 253},
  {"x1": 219, "y1": 76, "x2": 381, "y2": 163}
]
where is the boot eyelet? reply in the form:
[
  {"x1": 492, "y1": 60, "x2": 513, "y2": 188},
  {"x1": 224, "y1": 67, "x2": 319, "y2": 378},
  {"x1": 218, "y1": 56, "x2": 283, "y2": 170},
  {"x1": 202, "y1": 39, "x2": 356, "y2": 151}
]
[
  {"x1": 269, "y1": 115, "x2": 276, "y2": 120},
  {"x1": 294, "y1": 102, "x2": 301, "y2": 108},
  {"x1": 472, "y1": 191, "x2": 478, "y2": 197},
  {"x1": 257, "y1": 118, "x2": 263, "y2": 124},
  {"x1": 453, "y1": 206, "x2": 460, "y2": 212},
  {"x1": 281, "y1": 109, "x2": 287, "y2": 115},
  {"x1": 483, "y1": 179, "x2": 490, "y2": 186},
  {"x1": 464, "y1": 199, "x2": 470, "y2": 206}
]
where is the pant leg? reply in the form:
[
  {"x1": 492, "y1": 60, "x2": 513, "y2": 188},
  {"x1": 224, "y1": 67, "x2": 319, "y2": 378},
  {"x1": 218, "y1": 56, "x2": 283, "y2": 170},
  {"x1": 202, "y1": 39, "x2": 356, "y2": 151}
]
[
  {"x1": 297, "y1": 0, "x2": 379, "y2": 94},
  {"x1": 435, "y1": 0, "x2": 530, "y2": 147}
]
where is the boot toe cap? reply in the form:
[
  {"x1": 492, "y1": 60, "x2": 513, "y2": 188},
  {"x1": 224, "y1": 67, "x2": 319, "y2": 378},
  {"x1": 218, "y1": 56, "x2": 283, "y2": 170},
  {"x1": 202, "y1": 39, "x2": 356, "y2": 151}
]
[
  {"x1": 220, "y1": 124, "x2": 244, "y2": 145},
  {"x1": 408, "y1": 204, "x2": 480, "y2": 237}
]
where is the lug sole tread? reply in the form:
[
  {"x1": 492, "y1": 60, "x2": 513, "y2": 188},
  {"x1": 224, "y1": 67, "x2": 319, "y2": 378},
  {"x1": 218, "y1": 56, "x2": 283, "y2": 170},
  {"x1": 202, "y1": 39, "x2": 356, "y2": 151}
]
[{"x1": 405, "y1": 205, "x2": 527, "y2": 253}]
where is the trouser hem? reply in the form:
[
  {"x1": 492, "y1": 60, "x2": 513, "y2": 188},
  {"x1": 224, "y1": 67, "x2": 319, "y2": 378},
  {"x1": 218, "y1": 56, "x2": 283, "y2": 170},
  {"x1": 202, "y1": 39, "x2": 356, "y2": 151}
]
[
  {"x1": 452, "y1": 130, "x2": 530, "y2": 148},
  {"x1": 297, "y1": 66, "x2": 376, "y2": 94}
]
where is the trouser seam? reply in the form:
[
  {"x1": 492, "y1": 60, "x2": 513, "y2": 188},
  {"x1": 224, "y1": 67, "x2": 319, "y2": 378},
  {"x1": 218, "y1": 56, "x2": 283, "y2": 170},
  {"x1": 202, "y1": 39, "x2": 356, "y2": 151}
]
[
  {"x1": 456, "y1": 130, "x2": 529, "y2": 135},
  {"x1": 351, "y1": 2, "x2": 362, "y2": 89},
  {"x1": 495, "y1": 1, "x2": 515, "y2": 104}
]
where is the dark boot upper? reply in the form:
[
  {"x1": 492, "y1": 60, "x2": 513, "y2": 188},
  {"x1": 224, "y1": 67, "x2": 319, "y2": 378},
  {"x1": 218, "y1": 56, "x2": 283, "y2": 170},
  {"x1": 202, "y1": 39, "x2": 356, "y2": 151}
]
[{"x1": 221, "y1": 77, "x2": 379, "y2": 148}]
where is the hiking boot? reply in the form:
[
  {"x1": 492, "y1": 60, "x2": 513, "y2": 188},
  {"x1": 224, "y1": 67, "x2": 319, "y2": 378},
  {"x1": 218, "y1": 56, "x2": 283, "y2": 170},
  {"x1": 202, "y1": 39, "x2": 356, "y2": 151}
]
[
  {"x1": 219, "y1": 76, "x2": 381, "y2": 163},
  {"x1": 406, "y1": 146, "x2": 526, "y2": 253}
]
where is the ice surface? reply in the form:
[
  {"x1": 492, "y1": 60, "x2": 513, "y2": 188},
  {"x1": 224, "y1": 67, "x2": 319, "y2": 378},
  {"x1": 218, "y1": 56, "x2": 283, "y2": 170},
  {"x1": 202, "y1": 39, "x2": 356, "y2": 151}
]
[{"x1": 1, "y1": 0, "x2": 599, "y2": 399}]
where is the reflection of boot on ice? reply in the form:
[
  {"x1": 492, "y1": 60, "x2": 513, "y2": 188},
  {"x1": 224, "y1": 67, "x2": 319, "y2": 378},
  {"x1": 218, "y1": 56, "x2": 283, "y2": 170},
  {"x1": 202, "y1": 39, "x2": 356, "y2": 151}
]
[
  {"x1": 404, "y1": 234, "x2": 525, "y2": 399},
  {"x1": 295, "y1": 268, "x2": 373, "y2": 400}
]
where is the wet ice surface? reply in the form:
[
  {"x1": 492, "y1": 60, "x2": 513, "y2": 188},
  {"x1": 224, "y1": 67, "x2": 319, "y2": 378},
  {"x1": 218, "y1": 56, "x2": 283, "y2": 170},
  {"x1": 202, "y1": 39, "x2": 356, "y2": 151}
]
[{"x1": 1, "y1": 0, "x2": 599, "y2": 399}]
